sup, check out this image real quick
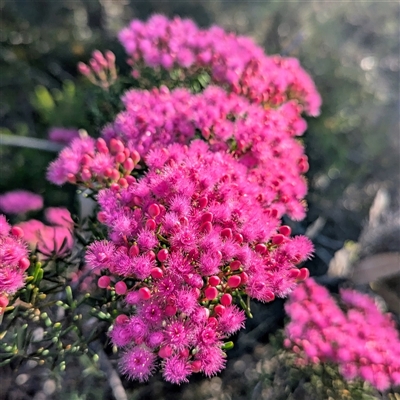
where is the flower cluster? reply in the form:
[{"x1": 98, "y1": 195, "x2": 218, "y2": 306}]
[
  {"x1": 103, "y1": 85, "x2": 309, "y2": 219},
  {"x1": 0, "y1": 215, "x2": 30, "y2": 309},
  {"x1": 17, "y1": 207, "x2": 74, "y2": 260},
  {"x1": 86, "y1": 142, "x2": 313, "y2": 383},
  {"x1": 0, "y1": 190, "x2": 43, "y2": 215},
  {"x1": 284, "y1": 278, "x2": 400, "y2": 391},
  {"x1": 78, "y1": 50, "x2": 117, "y2": 89},
  {"x1": 118, "y1": 15, "x2": 321, "y2": 116},
  {"x1": 47, "y1": 136, "x2": 140, "y2": 189}
]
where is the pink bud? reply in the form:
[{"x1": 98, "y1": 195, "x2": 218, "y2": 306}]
[
  {"x1": 205, "y1": 286, "x2": 218, "y2": 300},
  {"x1": 105, "y1": 50, "x2": 116, "y2": 64},
  {"x1": 179, "y1": 348, "x2": 190, "y2": 358},
  {"x1": 81, "y1": 154, "x2": 92, "y2": 165},
  {"x1": 214, "y1": 304, "x2": 226, "y2": 316},
  {"x1": 165, "y1": 305, "x2": 177, "y2": 317},
  {"x1": 115, "y1": 314, "x2": 129, "y2": 325},
  {"x1": 198, "y1": 197, "x2": 208, "y2": 209},
  {"x1": 239, "y1": 272, "x2": 249, "y2": 284},
  {"x1": 200, "y1": 221, "x2": 212, "y2": 234},
  {"x1": 115, "y1": 281, "x2": 127, "y2": 295},
  {"x1": 129, "y1": 244, "x2": 139, "y2": 257},
  {"x1": 279, "y1": 225, "x2": 292, "y2": 236},
  {"x1": 209, "y1": 276, "x2": 220, "y2": 286},
  {"x1": 255, "y1": 243, "x2": 267, "y2": 254},
  {"x1": 297, "y1": 268, "x2": 309, "y2": 281},
  {"x1": 272, "y1": 234, "x2": 285, "y2": 245},
  {"x1": 92, "y1": 50, "x2": 107, "y2": 66},
  {"x1": 207, "y1": 317, "x2": 218, "y2": 328},
  {"x1": 230, "y1": 260, "x2": 241, "y2": 271},
  {"x1": 97, "y1": 211, "x2": 107, "y2": 223},
  {"x1": 0, "y1": 294, "x2": 9, "y2": 308},
  {"x1": 146, "y1": 219, "x2": 156, "y2": 230},
  {"x1": 283, "y1": 339, "x2": 291, "y2": 348},
  {"x1": 220, "y1": 228, "x2": 232, "y2": 239},
  {"x1": 81, "y1": 168, "x2": 91, "y2": 181},
  {"x1": 126, "y1": 175, "x2": 136, "y2": 185},
  {"x1": 288, "y1": 269, "x2": 300, "y2": 279},
  {"x1": 234, "y1": 233, "x2": 244, "y2": 244},
  {"x1": 148, "y1": 251, "x2": 156, "y2": 261},
  {"x1": 110, "y1": 169, "x2": 120, "y2": 181},
  {"x1": 158, "y1": 345, "x2": 173, "y2": 359},
  {"x1": 109, "y1": 138, "x2": 124, "y2": 154},
  {"x1": 123, "y1": 158, "x2": 135, "y2": 172},
  {"x1": 118, "y1": 178, "x2": 128, "y2": 188},
  {"x1": 157, "y1": 249, "x2": 168, "y2": 262},
  {"x1": 150, "y1": 267, "x2": 163, "y2": 279},
  {"x1": 11, "y1": 226, "x2": 24, "y2": 238},
  {"x1": 77, "y1": 62, "x2": 91, "y2": 76},
  {"x1": 220, "y1": 293, "x2": 232, "y2": 306},
  {"x1": 67, "y1": 173, "x2": 76, "y2": 184},
  {"x1": 98, "y1": 275, "x2": 111, "y2": 289},
  {"x1": 264, "y1": 290, "x2": 275, "y2": 302},
  {"x1": 148, "y1": 203, "x2": 160, "y2": 218},
  {"x1": 179, "y1": 216, "x2": 189, "y2": 226},
  {"x1": 191, "y1": 360, "x2": 202, "y2": 373},
  {"x1": 96, "y1": 138, "x2": 109, "y2": 153},
  {"x1": 115, "y1": 152, "x2": 126, "y2": 163},
  {"x1": 139, "y1": 287, "x2": 151, "y2": 300},
  {"x1": 104, "y1": 168, "x2": 113, "y2": 178},
  {"x1": 201, "y1": 212, "x2": 213, "y2": 223},
  {"x1": 130, "y1": 150, "x2": 141, "y2": 164},
  {"x1": 18, "y1": 257, "x2": 30, "y2": 271},
  {"x1": 110, "y1": 183, "x2": 120, "y2": 192},
  {"x1": 227, "y1": 275, "x2": 241, "y2": 288}
]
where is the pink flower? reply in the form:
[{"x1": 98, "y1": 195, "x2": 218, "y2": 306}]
[
  {"x1": 17, "y1": 219, "x2": 73, "y2": 259},
  {"x1": 44, "y1": 207, "x2": 74, "y2": 228},
  {"x1": 0, "y1": 214, "x2": 30, "y2": 297},
  {"x1": 285, "y1": 278, "x2": 400, "y2": 391},
  {"x1": 118, "y1": 16, "x2": 321, "y2": 116},
  {"x1": 0, "y1": 190, "x2": 43, "y2": 215},
  {"x1": 48, "y1": 127, "x2": 80, "y2": 145},
  {"x1": 120, "y1": 346, "x2": 156, "y2": 382},
  {"x1": 163, "y1": 355, "x2": 192, "y2": 384}
]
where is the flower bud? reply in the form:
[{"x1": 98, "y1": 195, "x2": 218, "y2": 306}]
[{"x1": 115, "y1": 281, "x2": 127, "y2": 295}]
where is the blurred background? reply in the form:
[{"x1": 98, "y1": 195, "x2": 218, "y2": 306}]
[{"x1": 1, "y1": 1, "x2": 399, "y2": 399}]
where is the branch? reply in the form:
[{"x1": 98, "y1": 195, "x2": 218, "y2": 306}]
[{"x1": 0, "y1": 134, "x2": 63, "y2": 152}]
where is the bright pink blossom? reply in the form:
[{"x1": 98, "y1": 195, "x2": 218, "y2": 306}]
[
  {"x1": 0, "y1": 190, "x2": 43, "y2": 215},
  {"x1": 0, "y1": 214, "x2": 30, "y2": 298},
  {"x1": 285, "y1": 278, "x2": 400, "y2": 391},
  {"x1": 119, "y1": 15, "x2": 321, "y2": 116}
]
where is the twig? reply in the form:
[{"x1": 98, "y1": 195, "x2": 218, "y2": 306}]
[{"x1": 0, "y1": 134, "x2": 63, "y2": 152}]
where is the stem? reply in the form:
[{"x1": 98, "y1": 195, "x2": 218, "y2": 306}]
[{"x1": 0, "y1": 134, "x2": 63, "y2": 152}]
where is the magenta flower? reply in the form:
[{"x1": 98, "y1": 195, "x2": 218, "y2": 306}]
[
  {"x1": 285, "y1": 278, "x2": 400, "y2": 391},
  {"x1": 86, "y1": 142, "x2": 312, "y2": 383},
  {"x1": 120, "y1": 346, "x2": 156, "y2": 382},
  {"x1": 0, "y1": 214, "x2": 30, "y2": 299},
  {"x1": 48, "y1": 127, "x2": 80, "y2": 145},
  {"x1": 118, "y1": 15, "x2": 321, "y2": 116},
  {"x1": 0, "y1": 190, "x2": 43, "y2": 215},
  {"x1": 17, "y1": 218, "x2": 73, "y2": 260},
  {"x1": 44, "y1": 207, "x2": 74, "y2": 228},
  {"x1": 102, "y1": 86, "x2": 310, "y2": 219}
]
